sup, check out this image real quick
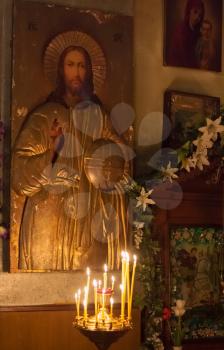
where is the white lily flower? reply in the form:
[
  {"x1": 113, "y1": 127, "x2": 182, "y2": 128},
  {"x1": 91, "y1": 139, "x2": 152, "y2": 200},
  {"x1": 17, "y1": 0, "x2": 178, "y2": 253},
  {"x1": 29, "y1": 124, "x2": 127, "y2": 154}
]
[
  {"x1": 133, "y1": 221, "x2": 145, "y2": 229},
  {"x1": 136, "y1": 187, "x2": 155, "y2": 211},
  {"x1": 176, "y1": 299, "x2": 186, "y2": 309},
  {"x1": 172, "y1": 299, "x2": 186, "y2": 317},
  {"x1": 172, "y1": 306, "x2": 186, "y2": 317},
  {"x1": 134, "y1": 230, "x2": 143, "y2": 250},
  {"x1": 193, "y1": 132, "x2": 213, "y2": 152},
  {"x1": 192, "y1": 151, "x2": 210, "y2": 170},
  {"x1": 199, "y1": 116, "x2": 224, "y2": 142},
  {"x1": 161, "y1": 161, "x2": 179, "y2": 183},
  {"x1": 181, "y1": 157, "x2": 196, "y2": 172}
]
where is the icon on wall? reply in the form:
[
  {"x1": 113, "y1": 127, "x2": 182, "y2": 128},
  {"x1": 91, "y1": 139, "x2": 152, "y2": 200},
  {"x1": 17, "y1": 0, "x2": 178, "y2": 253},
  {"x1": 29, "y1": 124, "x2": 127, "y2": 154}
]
[
  {"x1": 164, "y1": 0, "x2": 222, "y2": 71},
  {"x1": 10, "y1": 0, "x2": 133, "y2": 272},
  {"x1": 163, "y1": 90, "x2": 220, "y2": 149}
]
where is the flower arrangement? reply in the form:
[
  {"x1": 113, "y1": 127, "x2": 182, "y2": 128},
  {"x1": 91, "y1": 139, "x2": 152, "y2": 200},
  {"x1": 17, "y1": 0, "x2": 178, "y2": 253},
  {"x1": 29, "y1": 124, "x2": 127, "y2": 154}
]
[
  {"x1": 121, "y1": 177, "x2": 164, "y2": 350},
  {"x1": 163, "y1": 300, "x2": 186, "y2": 348},
  {"x1": 150, "y1": 115, "x2": 224, "y2": 184},
  {"x1": 124, "y1": 111, "x2": 224, "y2": 349}
]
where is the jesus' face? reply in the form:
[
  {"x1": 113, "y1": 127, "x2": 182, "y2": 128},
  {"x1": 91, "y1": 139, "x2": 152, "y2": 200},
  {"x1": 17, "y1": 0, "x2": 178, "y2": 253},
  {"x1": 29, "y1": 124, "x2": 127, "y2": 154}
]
[{"x1": 63, "y1": 50, "x2": 87, "y2": 96}]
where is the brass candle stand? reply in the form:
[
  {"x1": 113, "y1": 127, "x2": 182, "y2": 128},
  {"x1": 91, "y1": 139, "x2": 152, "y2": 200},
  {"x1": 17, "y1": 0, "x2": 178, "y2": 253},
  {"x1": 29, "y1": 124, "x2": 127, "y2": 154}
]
[
  {"x1": 73, "y1": 287, "x2": 132, "y2": 350},
  {"x1": 73, "y1": 252, "x2": 136, "y2": 350},
  {"x1": 74, "y1": 316, "x2": 132, "y2": 350}
]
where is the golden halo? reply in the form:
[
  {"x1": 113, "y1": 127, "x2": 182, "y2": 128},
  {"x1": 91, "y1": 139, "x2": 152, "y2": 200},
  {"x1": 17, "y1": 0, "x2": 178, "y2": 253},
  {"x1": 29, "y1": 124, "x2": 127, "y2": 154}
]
[{"x1": 43, "y1": 31, "x2": 107, "y2": 93}]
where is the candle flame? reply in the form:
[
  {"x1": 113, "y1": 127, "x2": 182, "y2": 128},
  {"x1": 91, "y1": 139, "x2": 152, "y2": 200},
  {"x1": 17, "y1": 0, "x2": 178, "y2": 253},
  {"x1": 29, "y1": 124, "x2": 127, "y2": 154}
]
[
  {"x1": 122, "y1": 251, "x2": 126, "y2": 259},
  {"x1": 86, "y1": 267, "x2": 90, "y2": 275},
  {"x1": 93, "y1": 279, "x2": 97, "y2": 288}
]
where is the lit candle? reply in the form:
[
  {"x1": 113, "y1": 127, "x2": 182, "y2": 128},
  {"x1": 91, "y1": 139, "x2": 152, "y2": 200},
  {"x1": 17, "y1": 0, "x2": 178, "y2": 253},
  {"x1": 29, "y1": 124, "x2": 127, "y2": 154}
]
[
  {"x1": 111, "y1": 233, "x2": 114, "y2": 270},
  {"x1": 108, "y1": 235, "x2": 111, "y2": 270},
  {"x1": 110, "y1": 297, "x2": 114, "y2": 319},
  {"x1": 93, "y1": 279, "x2": 98, "y2": 322},
  {"x1": 103, "y1": 264, "x2": 108, "y2": 290},
  {"x1": 98, "y1": 280, "x2": 102, "y2": 290},
  {"x1": 83, "y1": 299, "x2": 87, "y2": 321},
  {"x1": 121, "y1": 251, "x2": 126, "y2": 288},
  {"x1": 120, "y1": 284, "x2": 124, "y2": 321},
  {"x1": 102, "y1": 288, "x2": 105, "y2": 320},
  {"x1": 129, "y1": 255, "x2": 137, "y2": 320},
  {"x1": 75, "y1": 289, "x2": 81, "y2": 318},
  {"x1": 111, "y1": 275, "x2": 115, "y2": 291},
  {"x1": 75, "y1": 293, "x2": 78, "y2": 318},
  {"x1": 126, "y1": 253, "x2": 130, "y2": 319},
  {"x1": 84, "y1": 286, "x2": 88, "y2": 320},
  {"x1": 123, "y1": 252, "x2": 128, "y2": 318}
]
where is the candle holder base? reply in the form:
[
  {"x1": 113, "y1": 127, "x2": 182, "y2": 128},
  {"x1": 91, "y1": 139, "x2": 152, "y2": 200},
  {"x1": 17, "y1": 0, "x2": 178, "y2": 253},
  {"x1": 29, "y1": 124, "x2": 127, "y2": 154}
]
[{"x1": 74, "y1": 316, "x2": 132, "y2": 350}]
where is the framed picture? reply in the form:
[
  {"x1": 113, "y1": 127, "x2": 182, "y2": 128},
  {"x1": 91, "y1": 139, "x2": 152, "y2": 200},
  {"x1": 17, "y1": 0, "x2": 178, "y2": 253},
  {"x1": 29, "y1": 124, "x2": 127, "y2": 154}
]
[
  {"x1": 163, "y1": 90, "x2": 220, "y2": 149},
  {"x1": 164, "y1": 0, "x2": 222, "y2": 71},
  {"x1": 170, "y1": 226, "x2": 224, "y2": 340},
  {"x1": 10, "y1": 0, "x2": 133, "y2": 272}
]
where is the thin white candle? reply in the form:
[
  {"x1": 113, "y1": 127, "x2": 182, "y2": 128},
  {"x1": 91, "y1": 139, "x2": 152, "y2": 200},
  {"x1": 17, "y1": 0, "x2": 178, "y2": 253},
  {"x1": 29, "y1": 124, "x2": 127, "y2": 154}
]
[
  {"x1": 84, "y1": 286, "x2": 88, "y2": 320},
  {"x1": 111, "y1": 233, "x2": 115, "y2": 270},
  {"x1": 78, "y1": 289, "x2": 81, "y2": 299},
  {"x1": 108, "y1": 235, "x2": 111, "y2": 270},
  {"x1": 123, "y1": 252, "x2": 128, "y2": 318},
  {"x1": 75, "y1": 289, "x2": 81, "y2": 318},
  {"x1": 110, "y1": 297, "x2": 114, "y2": 319},
  {"x1": 93, "y1": 279, "x2": 98, "y2": 322},
  {"x1": 75, "y1": 293, "x2": 79, "y2": 318},
  {"x1": 83, "y1": 299, "x2": 87, "y2": 321},
  {"x1": 129, "y1": 255, "x2": 137, "y2": 320},
  {"x1": 103, "y1": 264, "x2": 108, "y2": 290},
  {"x1": 111, "y1": 275, "x2": 115, "y2": 290},
  {"x1": 102, "y1": 288, "x2": 105, "y2": 320},
  {"x1": 120, "y1": 284, "x2": 124, "y2": 320},
  {"x1": 98, "y1": 280, "x2": 102, "y2": 290},
  {"x1": 121, "y1": 251, "x2": 126, "y2": 288},
  {"x1": 126, "y1": 253, "x2": 130, "y2": 318}
]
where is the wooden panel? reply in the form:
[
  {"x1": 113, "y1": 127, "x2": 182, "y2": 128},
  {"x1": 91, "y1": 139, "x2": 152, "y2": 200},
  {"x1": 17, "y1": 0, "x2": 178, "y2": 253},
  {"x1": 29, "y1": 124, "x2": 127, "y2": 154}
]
[
  {"x1": 0, "y1": 306, "x2": 140, "y2": 350},
  {"x1": 183, "y1": 339, "x2": 224, "y2": 350},
  {"x1": 168, "y1": 193, "x2": 222, "y2": 224}
]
